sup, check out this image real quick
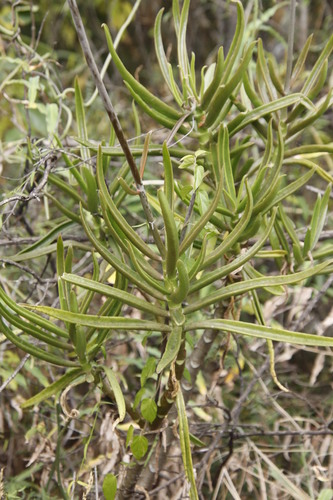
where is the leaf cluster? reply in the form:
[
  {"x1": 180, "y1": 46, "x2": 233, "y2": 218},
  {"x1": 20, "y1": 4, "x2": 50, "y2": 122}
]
[{"x1": 0, "y1": 1, "x2": 332, "y2": 498}]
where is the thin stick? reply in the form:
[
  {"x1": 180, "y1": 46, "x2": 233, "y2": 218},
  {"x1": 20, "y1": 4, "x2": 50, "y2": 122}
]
[
  {"x1": 0, "y1": 354, "x2": 30, "y2": 393},
  {"x1": 67, "y1": 0, "x2": 165, "y2": 257},
  {"x1": 84, "y1": 0, "x2": 142, "y2": 107}
]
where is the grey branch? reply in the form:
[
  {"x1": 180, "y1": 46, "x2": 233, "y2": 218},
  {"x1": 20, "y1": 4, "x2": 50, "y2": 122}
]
[
  {"x1": 0, "y1": 354, "x2": 30, "y2": 393},
  {"x1": 0, "y1": 159, "x2": 53, "y2": 208}
]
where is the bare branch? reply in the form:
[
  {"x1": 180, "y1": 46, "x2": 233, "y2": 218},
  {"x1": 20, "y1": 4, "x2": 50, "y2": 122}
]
[
  {"x1": 0, "y1": 354, "x2": 30, "y2": 393},
  {"x1": 0, "y1": 156, "x2": 54, "y2": 208}
]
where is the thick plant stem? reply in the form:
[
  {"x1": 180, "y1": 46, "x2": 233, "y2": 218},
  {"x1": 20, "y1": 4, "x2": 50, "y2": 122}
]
[
  {"x1": 67, "y1": 0, "x2": 165, "y2": 256},
  {"x1": 136, "y1": 328, "x2": 221, "y2": 494},
  {"x1": 117, "y1": 461, "x2": 146, "y2": 499},
  {"x1": 119, "y1": 329, "x2": 186, "y2": 495}
]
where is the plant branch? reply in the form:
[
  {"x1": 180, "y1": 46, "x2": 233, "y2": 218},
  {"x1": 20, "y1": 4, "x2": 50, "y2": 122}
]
[
  {"x1": 0, "y1": 259, "x2": 57, "y2": 284},
  {"x1": 67, "y1": 0, "x2": 165, "y2": 256},
  {"x1": 0, "y1": 353, "x2": 30, "y2": 393},
  {"x1": 0, "y1": 158, "x2": 53, "y2": 208}
]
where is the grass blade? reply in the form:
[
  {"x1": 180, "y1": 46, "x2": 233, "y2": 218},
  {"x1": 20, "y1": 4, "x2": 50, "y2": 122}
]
[{"x1": 176, "y1": 389, "x2": 199, "y2": 500}]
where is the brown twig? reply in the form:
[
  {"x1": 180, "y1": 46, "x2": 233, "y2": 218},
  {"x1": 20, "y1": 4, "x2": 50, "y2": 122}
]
[
  {"x1": 0, "y1": 156, "x2": 54, "y2": 208},
  {"x1": 0, "y1": 259, "x2": 57, "y2": 284}
]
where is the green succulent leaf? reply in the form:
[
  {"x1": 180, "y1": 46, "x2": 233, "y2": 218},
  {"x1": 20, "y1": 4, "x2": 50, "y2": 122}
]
[
  {"x1": 287, "y1": 91, "x2": 332, "y2": 139},
  {"x1": 0, "y1": 285, "x2": 68, "y2": 339},
  {"x1": 190, "y1": 209, "x2": 277, "y2": 294},
  {"x1": 96, "y1": 146, "x2": 159, "y2": 262},
  {"x1": 61, "y1": 273, "x2": 168, "y2": 317},
  {"x1": 201, "y1": 46, "x2": 224, "y2": 109},
  {"x1": 21, "y1": 369, "x2": 84, "y2": 408},
  {"x1": 264, "y1": 168, "x2": 315, "y2": 213},
  {"x1": 221, "y1": 1, "x2": 245, "y2": 84},
  {"x1": 228, "y1": 94, "x2": 302, "y2": 136},
  {"x1": 185, "y1": 319, "x2": 333, "y2": 347},
  {"x1": 205, "y1": 41, "x2": 256, "y2": 128},
  {"x1": 0, "y1": 301, "x2": 72, "y2": 351},
  {"x1": 290, "y1": 34, "x2": 313, "y2": 86},
  {"x1": 163, "y1": 141, "x2": 175, "y2": 210},
  {"x1": 185, "y1": 260, "x2": 332, "y2": 313},
  {"x1": 48, "y1": 173, "x2": 87, "y2": 208},
  {"x1": 75, "y1": 78, "x2": 91, "y2": 176},
  {"x1": 103, "y1": 24, "x2": 182, "y2": 121},
  {"x1": 154, "y1": 9, "x2": 183, "y2": 106},
  {"x1": 158, "y1": 189, "x2": 179, "y2": 278},
  {"x1": 176, "y1": 389, "x2": 199, "y2": 500},
  {"x1": 301, "y1": 34, "x2": 333, "y2": 97},
  {"x1": 80, "y1": 204, "x2": 165, "y2": 300},
  {"x1": 284, "y1": 156, "x2": 333, "y2": 185},
  {"x1": 218, "y1": 125, "x2": 236, "y2": 209},
  {"x1": 156, "y1": 326, "x2": 182, "y2": 374},
  {"x1": 0, "y1": 317, "x2": 78, "y2": 368},
  {"x1": 303, "y1": 184, "x2": 332, "y2": 256},
  {"x1": 202, "y1": 179, "x2": 253, "y2": 269},
  {"x1": 17, "y1": 221, "x2": 75, "y2": 256},
  {"x1": 22, "y1": 305, "x2": 172, "y2": 332},
  {"x1": 82, "y1": 167, "x2": 99, "y2": 214},
  {"x1": 102, "y1": 366, "x2": 126, "y2": 424},
  {"x1": 170, "y1": 259, "x2": 190, "y2": 304},
  {"x1": 179, "y1": 166, "x2": 223, "y2": 255},
  {"x1": 124, "y1": 82, "x2": 182, "y2": 130}
]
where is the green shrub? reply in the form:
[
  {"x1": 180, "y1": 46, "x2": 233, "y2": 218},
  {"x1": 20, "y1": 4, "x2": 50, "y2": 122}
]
[{"x1": 1, "y1": 0, "x2": 332, "y2": 498}]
